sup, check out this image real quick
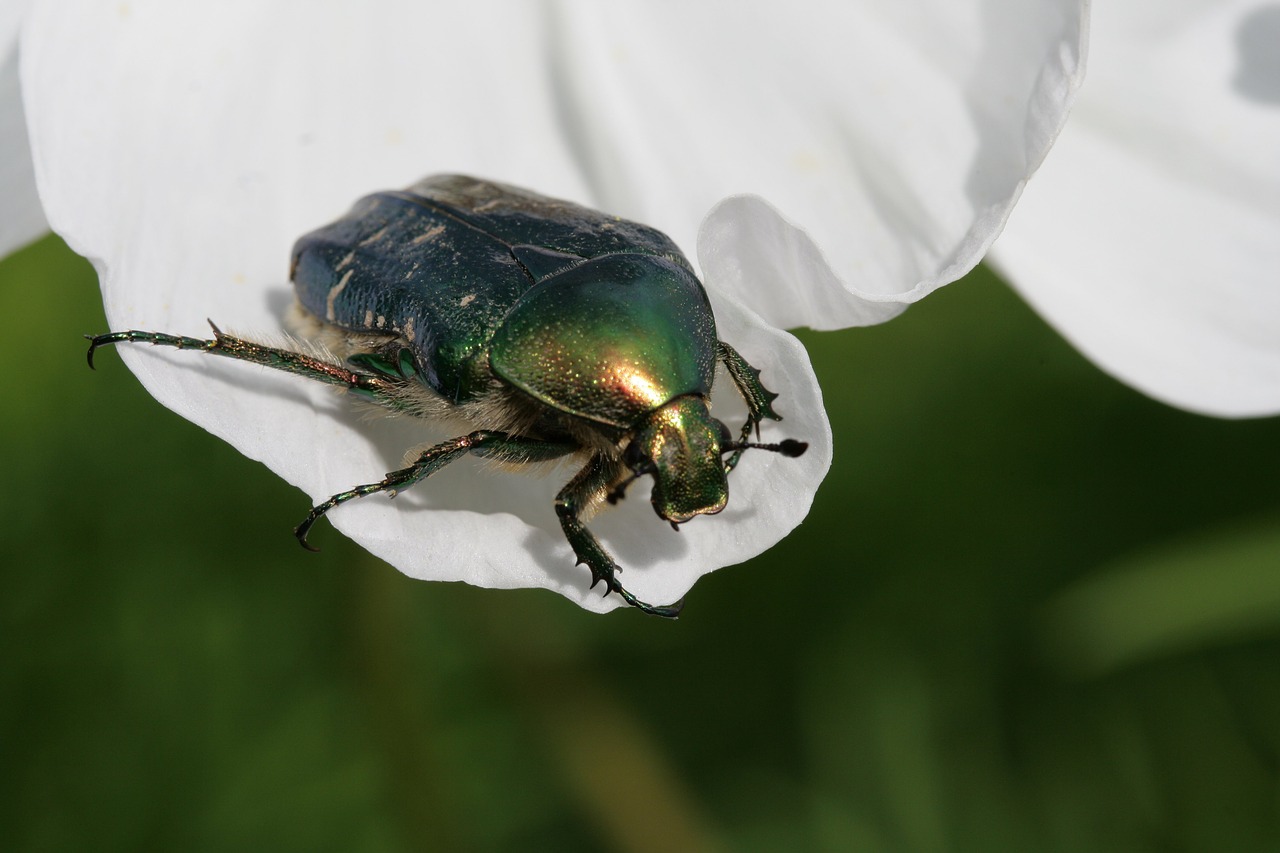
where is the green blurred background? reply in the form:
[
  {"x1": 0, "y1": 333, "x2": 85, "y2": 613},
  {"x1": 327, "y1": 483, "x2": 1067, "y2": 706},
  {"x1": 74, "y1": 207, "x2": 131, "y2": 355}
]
[{"x1": 3, "y1": 235, "x2": 1279, "y2": 852}]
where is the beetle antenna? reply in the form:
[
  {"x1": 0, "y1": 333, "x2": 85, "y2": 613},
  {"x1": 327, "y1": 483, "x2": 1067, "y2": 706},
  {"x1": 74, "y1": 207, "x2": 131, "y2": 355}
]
[{"x1": 722, "y1": 438, "x2": 808, "y2": 458}]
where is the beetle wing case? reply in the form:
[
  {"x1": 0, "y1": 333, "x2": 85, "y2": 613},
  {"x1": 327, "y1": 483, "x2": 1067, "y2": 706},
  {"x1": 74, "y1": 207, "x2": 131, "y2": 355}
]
[{"x1": 290, "y1": 175, "x2": 699, "y2": 406}]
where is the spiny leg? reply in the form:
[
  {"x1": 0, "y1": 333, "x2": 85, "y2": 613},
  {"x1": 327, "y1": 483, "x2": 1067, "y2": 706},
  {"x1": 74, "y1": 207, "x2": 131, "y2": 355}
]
[
  {"x1": 556, "y1": 454, "x2": 684, "y2": 619},
  {"x1": 295, "y1": 430, "x2": 578, "y2": 548},
  {"x1": 716, "y1": 340, "x2": 783, "y2": 472},
  {"x1": 87, "y1": 324, "x2": 400, "y2": 405}
]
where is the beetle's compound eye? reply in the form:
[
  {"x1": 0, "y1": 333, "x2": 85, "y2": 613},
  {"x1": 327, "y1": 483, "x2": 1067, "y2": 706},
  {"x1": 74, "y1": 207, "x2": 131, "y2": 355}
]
[{"x1": 633, "y1": 396, "x2": 729, "y2": 523}]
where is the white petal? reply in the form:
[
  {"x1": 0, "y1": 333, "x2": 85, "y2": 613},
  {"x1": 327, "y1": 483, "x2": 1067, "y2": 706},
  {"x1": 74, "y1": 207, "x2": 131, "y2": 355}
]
[
  {"x1": 0, "y1": 0, "x2": 45, "y2": 257},
  {"x1": 991, "y1": 0, "x2": 1280, "y2": 417},
  {"x1": 688, "y1": 0, "x2": 1088, "y2": 328},
  {"x1": 23, "y1": 1, "x2": 830, "y2": 610}
]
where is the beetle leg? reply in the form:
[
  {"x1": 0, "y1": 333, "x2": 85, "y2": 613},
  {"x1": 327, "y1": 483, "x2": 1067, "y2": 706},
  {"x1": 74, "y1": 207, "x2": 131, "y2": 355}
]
[
  {"x1": 555, "y1": 455, "x2": 684, "y2": 619},
  {"x1": 295, "y1": 430, "x2": 578, "y2": 548},
  {"x1": 86, "y1": 324, "x2": 398, "y2": 402},
  {"x1": 716, "y1": 341, "x2": 782, "y2": 472}
]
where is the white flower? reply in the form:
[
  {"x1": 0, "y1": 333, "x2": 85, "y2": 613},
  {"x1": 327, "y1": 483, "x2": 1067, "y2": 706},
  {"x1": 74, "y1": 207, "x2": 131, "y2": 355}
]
[
  {"x1": 991, "y1": 0, "x2": 1280, "y2": 418},
  {"x1": 5, "y1": 1, "x2": 1085, "y2": 611}
]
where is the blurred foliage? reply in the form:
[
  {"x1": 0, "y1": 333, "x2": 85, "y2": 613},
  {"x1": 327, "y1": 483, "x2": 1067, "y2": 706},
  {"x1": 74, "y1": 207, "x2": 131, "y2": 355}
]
[{"x1": 2, "y1": 234, "x2": 1278, "y2": 852}]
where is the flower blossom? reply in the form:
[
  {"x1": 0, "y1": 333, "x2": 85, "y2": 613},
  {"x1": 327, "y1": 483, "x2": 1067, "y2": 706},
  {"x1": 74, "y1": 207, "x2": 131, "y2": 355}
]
[{"x1": 3, "y1": 1, "x2": 1085, "y2": 611}]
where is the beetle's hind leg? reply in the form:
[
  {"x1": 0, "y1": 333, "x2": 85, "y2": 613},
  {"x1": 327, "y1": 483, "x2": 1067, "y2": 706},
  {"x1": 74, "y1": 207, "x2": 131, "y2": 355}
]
[
  {"x1": 716, "y1": 341, "x2": 783, "y2": 472},
  {"x1": 556, "y1": 454, "x2": 684, "y2": 619},
  {"x1": 86, "y1": 323, "x2": 400, "y2": 403}
]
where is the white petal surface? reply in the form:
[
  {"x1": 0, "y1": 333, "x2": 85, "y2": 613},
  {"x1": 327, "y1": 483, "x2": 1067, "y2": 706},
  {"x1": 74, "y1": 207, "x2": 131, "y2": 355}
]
[
  {"x1": 23, "y1": 1, "x2": 834, "y2": 610},
  {"x1": 552, "y1": 0, "x2": 1089, "y2": 327},
  {"x1": 0, "y1": 0, "x2": 45, "y2": 257},
  {"x1": 991, "y1": 0, "x2": 1280, "y2": 417}
]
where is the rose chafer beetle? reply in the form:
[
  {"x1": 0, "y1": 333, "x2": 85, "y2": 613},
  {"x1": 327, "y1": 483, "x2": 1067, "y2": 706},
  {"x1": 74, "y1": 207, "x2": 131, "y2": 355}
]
[{"x1": 88, "y1": 175, "x2": 807, "y2": 617}]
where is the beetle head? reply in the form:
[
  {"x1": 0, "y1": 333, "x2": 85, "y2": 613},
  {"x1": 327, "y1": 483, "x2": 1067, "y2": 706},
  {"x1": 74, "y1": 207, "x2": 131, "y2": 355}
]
[{"x1": 628, "y1": 395, "x2": 730, "y2": 524}]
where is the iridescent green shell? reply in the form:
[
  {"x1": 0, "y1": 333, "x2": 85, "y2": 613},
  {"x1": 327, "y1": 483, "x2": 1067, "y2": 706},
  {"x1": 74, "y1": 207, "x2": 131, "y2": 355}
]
[{"x1": 291, "y1": 175, "x2": 718, "y2": 422}]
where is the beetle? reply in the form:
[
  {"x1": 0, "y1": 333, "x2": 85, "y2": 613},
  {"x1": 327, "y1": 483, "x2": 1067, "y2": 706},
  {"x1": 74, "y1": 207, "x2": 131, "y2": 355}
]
[{"x1": 87, "y1": 175, "x2": 807, "y2": 617}]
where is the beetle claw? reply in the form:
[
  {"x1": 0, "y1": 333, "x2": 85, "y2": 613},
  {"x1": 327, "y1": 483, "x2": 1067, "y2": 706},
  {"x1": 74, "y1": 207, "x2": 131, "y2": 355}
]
[{"x1": 294, "y1": 515, "x2": 323, "y2": 552}]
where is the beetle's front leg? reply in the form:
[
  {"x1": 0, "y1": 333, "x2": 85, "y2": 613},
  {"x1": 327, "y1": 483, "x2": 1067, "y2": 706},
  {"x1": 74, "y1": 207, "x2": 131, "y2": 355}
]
[
  {"x1": 716, "y1": 341, "x2": 783, "y2": 472},
  {"x1": 295, "y1": 430, "x2": 578, "y2": 548},
  {"x1": 556, "y1": 454, "x2": 684, "y2": 619}
]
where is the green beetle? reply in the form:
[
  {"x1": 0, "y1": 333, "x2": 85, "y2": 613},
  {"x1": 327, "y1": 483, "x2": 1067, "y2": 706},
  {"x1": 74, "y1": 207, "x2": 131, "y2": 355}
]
[{"x1": 88, "y1": 175, "x2": 806, "y2": 617}]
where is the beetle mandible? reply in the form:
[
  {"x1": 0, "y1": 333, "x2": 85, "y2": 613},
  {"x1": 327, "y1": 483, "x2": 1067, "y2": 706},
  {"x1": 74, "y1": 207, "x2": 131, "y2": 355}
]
[{"x1": 87, "y1": 175, "x2": 807, "y2": 617}]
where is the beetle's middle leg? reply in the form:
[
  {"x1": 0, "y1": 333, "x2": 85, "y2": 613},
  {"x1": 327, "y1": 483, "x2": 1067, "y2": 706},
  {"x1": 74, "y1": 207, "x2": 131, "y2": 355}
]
[
  {"x1": 556, "y1": 454, "x2": 684, "y2": 619},
  {"x1": 716, "y1": 341, "x2": 783, "y2": 472},
  {"x1": 294, "y1": 430, "x2": 578, "y2": 548}
]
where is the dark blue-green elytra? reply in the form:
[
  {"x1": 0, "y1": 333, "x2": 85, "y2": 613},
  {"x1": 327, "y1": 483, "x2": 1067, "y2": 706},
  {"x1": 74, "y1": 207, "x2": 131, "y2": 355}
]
[{"x1": 291, "y1": 175, "x2": 717, "y2": 422}]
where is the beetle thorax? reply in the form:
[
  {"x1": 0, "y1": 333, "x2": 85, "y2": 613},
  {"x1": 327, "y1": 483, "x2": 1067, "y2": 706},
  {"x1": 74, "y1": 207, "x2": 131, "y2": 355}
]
[
  {"x1": 632, "y1": 396, "x2": 729, "y2": 523},
  {"x1": 489, "y1": 254, "x2": 718, "y2": 429}
]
